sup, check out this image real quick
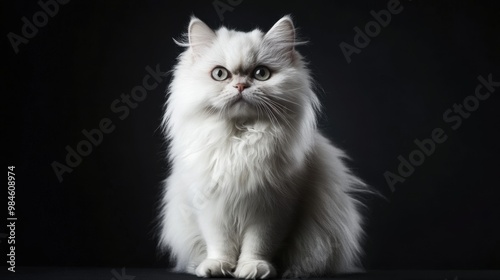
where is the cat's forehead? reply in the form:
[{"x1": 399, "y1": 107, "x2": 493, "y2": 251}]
[{"x1": 213, "y1": 28, "x2": 265, "y2": 73}]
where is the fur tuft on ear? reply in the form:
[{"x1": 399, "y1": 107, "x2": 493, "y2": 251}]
[
  {"x1": 263, "y1": 15, "x2": 296, "y2": 59},
  {"x1": 187, "y1": 17, "x2": 216, "y2": 57}
]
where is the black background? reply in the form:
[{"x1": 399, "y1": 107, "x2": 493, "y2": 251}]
[{"x1": 2, "y1": 0, "x2": 500, "y2": 271}]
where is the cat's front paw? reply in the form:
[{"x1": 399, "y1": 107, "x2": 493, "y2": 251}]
[
  {"x1": 195, "y1": 258, "x2": 236, "y2": 278},
  {"x1": 234, "y1": 260, "x2": 276, "y2": 279}
]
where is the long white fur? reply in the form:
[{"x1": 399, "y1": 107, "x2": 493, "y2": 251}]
[{"x1": 158, "y1": 15, "x2": 366, "y2": 278}]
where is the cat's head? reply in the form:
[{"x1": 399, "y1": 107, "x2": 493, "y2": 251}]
[{"x1": 171, "y1": 16, "x2": 317, "y2": 124}]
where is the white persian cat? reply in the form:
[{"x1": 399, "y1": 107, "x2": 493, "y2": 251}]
[{"x1": 158, "y1": 16, "x2": 366, "y2": 279}]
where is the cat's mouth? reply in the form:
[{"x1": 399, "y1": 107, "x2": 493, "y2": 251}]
[
  {"x1": 229, "y1": 94, "x2": 248, "y2": 106},
  {"x1": 223, "y1": 94, "x2": 261, "y2": 119}
]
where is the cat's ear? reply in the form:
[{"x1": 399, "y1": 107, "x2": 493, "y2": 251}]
[
  {"x1": 188, "y1": 17, "x2": 216, "y2": 57},
  {"x1": 263, "y1": 15, "x2": 296, "y2": 59}
]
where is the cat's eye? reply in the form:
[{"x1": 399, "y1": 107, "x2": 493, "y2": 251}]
[
  {"x1": 253, "y1": 66, "x2": 271, "y2": 81},
  {"x1": 211, "y1": 67, "x2": 230, "y2": 81}
]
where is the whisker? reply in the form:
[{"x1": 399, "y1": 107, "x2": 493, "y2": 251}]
[
  {"x1": 266, "y1": 94, "x2": 303, "y2": 108},
  {"x1": 257, "y1": 97, "x2": 299, "y2": 138}
]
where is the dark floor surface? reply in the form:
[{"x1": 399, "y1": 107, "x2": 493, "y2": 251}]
[{"x1": 1, "y1": 267, "x2": 499, "y2": 280}]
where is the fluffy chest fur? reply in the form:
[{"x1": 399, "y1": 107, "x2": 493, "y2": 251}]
[{"x1": 172, "y1": 119, "x2": 297, "y2": 194}]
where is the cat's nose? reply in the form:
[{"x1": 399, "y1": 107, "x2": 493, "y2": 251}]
[{"x1": 234, "y1": 83, "x2": 249, "y2": 93}]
